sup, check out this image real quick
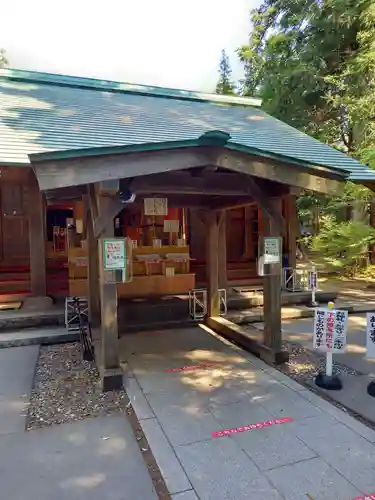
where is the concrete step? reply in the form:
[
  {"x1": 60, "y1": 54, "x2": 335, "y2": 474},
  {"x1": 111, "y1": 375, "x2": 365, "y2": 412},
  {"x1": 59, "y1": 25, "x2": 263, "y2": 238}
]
[
  {"x1": 0, "y1": 326, "x2": 79, "y2": 348},
  {"x1": 0, "y1": 308, "x2": 65, "y2": 332}
]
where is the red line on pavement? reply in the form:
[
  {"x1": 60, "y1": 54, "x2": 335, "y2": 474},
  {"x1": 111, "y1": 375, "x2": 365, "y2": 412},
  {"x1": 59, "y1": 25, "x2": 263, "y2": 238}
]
[
  {"x1": 164, "y1": 362, "x2": 219, "y2": 373},
  {"x1": 212, "y1": 417, "x2": 293, "y2": 438},
  {"x1": 352, "y1": 493, "x2": 375, "y2": 500}
]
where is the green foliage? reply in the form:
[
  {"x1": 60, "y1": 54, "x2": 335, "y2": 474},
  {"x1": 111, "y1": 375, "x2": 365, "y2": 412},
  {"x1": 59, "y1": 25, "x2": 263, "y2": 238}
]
[
  {"x1": 309, "y1": 215, "x2": 375, "y2": 275},
  {"x1": 237, "y1": 0, "x2": 375, "y2": 154},
  {"x1": 215, "y1": 49, "x2": 235, "y2": 95},
  {"x1": 0, "y1": 49, "x2": 8, "y2": 69}
]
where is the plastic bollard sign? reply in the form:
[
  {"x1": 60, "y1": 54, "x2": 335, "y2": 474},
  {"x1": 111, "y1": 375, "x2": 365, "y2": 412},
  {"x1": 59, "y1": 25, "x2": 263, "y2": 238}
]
[
  {"x1": 352, "y1": 493, "x2": 375, "y2": 500},
  {"x1": 313, "y1": 307, "x2": 348, "y2": 353}
]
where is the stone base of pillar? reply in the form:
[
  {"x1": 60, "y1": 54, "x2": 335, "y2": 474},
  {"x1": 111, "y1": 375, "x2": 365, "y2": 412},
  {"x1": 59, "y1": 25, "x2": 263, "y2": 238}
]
[{"x1": 101, "y1": 367, "x2": 124, "y2": 392}]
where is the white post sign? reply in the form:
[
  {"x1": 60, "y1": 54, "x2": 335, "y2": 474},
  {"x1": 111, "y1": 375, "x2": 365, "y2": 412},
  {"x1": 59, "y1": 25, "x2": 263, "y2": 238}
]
[
  {"x1": 313, "y1": 307, "x2": 348, "y2": 352},
  {"x1": 366, "y1": 313, "x2": 375, "y2": 358},
  {"x1": 313, "y1": 306, "x2": 348, "y2": 377},
  {"x1": 263, "y1": 237, "x2": 281, "y2": 264},
  {"x1": 103, "y1": 239, "x2": 126, "y2": 271}
]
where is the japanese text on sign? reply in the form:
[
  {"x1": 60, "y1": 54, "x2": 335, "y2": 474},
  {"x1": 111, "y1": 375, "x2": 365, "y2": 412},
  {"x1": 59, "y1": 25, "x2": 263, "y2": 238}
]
[
  {"x1": 263, "y1": 237, "x2": 281, "y2": 264},
  {"x1": 313, "y1": 308, "x2": 348, "y2": 353},
  {"x1": 366, "y1": 313, "x2": 375, "y2": 358},
  {"x1": 103, "y1": 239, "x2": 126, "y2": 270},
  {"x1": 144, "y1": 198, "x2": 168, "y2": 216}
]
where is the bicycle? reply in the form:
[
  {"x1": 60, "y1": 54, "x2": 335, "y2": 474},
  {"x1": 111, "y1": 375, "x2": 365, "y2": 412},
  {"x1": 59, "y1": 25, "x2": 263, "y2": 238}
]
[{"x1": 71, "y1": 297, "x2": 95, "y2": 362}]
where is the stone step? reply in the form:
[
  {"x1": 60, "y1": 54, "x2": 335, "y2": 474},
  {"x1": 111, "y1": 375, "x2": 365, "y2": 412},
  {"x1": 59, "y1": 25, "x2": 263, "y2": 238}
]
[
  {"x1": 0, "y1": 326, "x2": 79, "y2": 348},
  {"x1": 0, "y1": 308, "x2": 65, "y2": 332}
]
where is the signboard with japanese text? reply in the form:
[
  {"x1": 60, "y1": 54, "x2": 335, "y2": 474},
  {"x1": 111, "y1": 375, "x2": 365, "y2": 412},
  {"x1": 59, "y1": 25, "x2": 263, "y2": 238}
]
[
  {"x1": 103, "y1": 239, "x2": 126, "y2": 271},
  {"x1": 144, "y1": 198, "x2": 168, "y2": 216},
  {"x1": 313, "y1": 307, "x2": 348, "y2": 353},
  {"x1": 163, "y1": 219, "x2": 179, "y2": 233},
  {"x1": 308, "y1": 269, "x2": 318, "y2": 290},
  {"x1": 263, "y1": 237, "x2": 281, "y2": 264},
  {"x1": 366, "y1": 313, "x2": 375, "y2": 358}
]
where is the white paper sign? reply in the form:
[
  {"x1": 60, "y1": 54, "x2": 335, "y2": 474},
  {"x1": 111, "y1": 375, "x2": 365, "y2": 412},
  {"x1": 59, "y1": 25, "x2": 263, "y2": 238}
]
[
  {"x1": 366, "y1": 313, "x2": 375, "y2": 358},
  {"x1": 163, "y1": 219, "x2": 179, "y2": 233},
  {"x1": 264, "y1": 237, "x2": 281, "y2": 264},
  {"x1": 103, "y1": 239, "x2": 126, "y2": 270},
  {"x1": 144, "y1": 198, "x2": 168, "y2": 216},
  {"x1": 313, "y1": 308, "x2": 348, "y2": 352}
]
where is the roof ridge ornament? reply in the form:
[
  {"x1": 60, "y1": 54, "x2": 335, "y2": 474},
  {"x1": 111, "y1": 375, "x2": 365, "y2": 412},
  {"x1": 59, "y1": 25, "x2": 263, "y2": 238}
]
[{"x1": 198, "y1": 130, "x2": 231, "y2": 147}]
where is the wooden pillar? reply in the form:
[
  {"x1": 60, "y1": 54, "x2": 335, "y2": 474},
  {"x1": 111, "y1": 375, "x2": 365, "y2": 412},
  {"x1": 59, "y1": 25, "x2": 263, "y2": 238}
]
[
  {"x1": 285, "y1": 194, "x2": 298, "y2": 270},
  {"x1": 262, "y1": 197, "x2": 285, "y2": 362},
  {"x1": 84, "y1": 195, "x2": 101, "y2": 327},
  {"x1": 206, "y1": 210, "x2": 220, "y2": 317},
  {"x1": 91, "y1": 187, "x2": 122, "y2": 392},
  {"x1": 218, "y1": 210, "x2": 227, "y2": 290},
  {"x1": 28, "y1": 172, "x2": 47, "y2": 296}
]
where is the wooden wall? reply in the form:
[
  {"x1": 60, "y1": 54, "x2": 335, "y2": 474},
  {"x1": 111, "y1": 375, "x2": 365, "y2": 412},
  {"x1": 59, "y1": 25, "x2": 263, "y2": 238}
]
[{"x1": 0, "y1": 166, "x2": 31, "y2": 267}]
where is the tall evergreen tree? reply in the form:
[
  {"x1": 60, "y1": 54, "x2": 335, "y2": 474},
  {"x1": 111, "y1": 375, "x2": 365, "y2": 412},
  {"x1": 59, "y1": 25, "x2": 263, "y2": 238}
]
[{"x1": 215, "y1": 49, "x2": 235, "y2": 95}]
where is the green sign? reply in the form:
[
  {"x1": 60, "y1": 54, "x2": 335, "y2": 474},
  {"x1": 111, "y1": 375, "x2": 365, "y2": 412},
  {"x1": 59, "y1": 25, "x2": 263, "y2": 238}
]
[{"x1": 103, "y1": 239, "x2": 126, "y2": 270}]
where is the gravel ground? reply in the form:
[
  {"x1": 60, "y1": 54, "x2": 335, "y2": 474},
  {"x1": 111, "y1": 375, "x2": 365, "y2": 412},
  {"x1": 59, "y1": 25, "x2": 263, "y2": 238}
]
[
  {"x1": 27, "y1": 342, "x2": 127, "y2": 430},
  {"x1": 279, "y1": 341, "x2": 360, "y2": 381},
  {"x1": 27, "y1": 342, "x2": 171, "y2": 500}
]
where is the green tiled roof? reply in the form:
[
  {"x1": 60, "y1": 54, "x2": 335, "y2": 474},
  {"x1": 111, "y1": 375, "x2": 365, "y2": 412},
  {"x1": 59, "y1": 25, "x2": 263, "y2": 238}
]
[{"x1": 0, "y1": 68, "x2": 374, "y2": 182}]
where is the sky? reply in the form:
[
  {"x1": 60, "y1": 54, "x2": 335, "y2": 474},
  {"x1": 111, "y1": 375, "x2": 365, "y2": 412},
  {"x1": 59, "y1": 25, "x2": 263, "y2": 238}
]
[{"x1": 1, "y1": 0, "x2": 260, "y2": 92}]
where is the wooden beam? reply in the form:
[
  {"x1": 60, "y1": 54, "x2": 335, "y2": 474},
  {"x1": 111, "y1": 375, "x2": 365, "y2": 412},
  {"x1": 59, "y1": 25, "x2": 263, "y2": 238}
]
[
  {"x1": 84, "y1": 194, "x2": 101, "y2": 327},
  {"x1": 262, "y1": 197, "x2": 283, "y2": 359},
  {"x1": 242, "y1": 177, "x2": 286, "y2": 236},
  {"x1": 285, "y1": 194, "x2": 298, "y2": 270},
  {"x1": 216, "y1": 150, "x2": 345, "y2": 195},
  {"x1": 32, "y1": 148, "x2": 210, "y2": 191},
  {"x1": 94, "y1": 197, "x2": 124, "y2": 238},
  {"x1": 28, "y1": 172, "x2": 47, "y2": 296},
  {"x1": 218, "y1": 211, "x2": 227, "y2": 290},
  {"x1": 88, "y1": 183, "x2": 124, "y2": 238},
  {"x1": 96, "y1": 193, "x2": 123, "y2": 391},
  {"x1": 205, "y1": 211, "x2": 220, "y2": 316}
]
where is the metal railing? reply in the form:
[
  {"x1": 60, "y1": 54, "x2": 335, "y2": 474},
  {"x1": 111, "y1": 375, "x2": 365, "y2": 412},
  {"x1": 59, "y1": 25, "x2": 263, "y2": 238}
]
[
  {"x1": 281, "y1": 268, "x2": 315, "y2": 292},
  {"x1": 189, "y1": 288, "x2": 227, "y2": 320},
  {"x1": 65, "y1": 296, "x2": 88, "y2": 331}
]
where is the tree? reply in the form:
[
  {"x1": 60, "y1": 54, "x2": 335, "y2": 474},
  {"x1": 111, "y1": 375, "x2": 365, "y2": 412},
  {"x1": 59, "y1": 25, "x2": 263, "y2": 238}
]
[
  {"x1": 237, "y1": 0, "x2": 375, "y2": 151},
  {"x1": 237, "y1": 0, "x2": 375, "y2": 240},
  {"x1": 215, "y1": 49, "x2": 235, "y2": 95},
  {"x1": 0, "y1": 49, "x2": 8, "y2": 68}
]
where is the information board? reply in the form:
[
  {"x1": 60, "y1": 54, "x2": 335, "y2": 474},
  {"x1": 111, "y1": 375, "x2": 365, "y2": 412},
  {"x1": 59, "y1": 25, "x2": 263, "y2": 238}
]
[
  {"x1": 313, "y1": 307, "x2": 348, "y2": 353},
  {"x1": 144, "y1": 198, "x2": 168, "y2": 216},
  {"x1": 263, "y1": 237, "x2": 281, "y2": 264},
  {"x1": 103, "y1": 239, "x2": 126, "y2": 271}
]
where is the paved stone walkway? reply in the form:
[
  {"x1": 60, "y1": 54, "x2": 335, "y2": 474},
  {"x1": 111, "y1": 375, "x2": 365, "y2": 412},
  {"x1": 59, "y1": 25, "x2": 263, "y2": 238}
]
[
  {"x1": 0, "y1": 346, "x2": 158, "y2": 500},
  {"x1": 120, "y1": 325, "x2": 375, "y2": 500}
]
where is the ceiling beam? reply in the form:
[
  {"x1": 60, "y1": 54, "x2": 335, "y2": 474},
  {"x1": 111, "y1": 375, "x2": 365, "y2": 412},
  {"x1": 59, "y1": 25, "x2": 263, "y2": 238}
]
[{"x1": 215, "y1": 150, "x2": 345, "y2": 195}]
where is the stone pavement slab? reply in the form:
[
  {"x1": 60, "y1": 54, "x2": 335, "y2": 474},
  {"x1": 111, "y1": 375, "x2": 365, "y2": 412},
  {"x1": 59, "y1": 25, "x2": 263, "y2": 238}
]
[
  {"x1": 266, "y1": 456, "x2": 360, "y2": 500},
  {"x1": 172, "y1": 491, "x2": 199, "y2": 500},
  {"x1": 0, "y1": 414, "x2": 158, "y2": 500},
  {"x1": 120, "y1": 326, "x2": 375, "y2": 499},
  {"x1": 175, "y1": 438, "x2": 282, "y2": 500},
  {"x1": 0, "y1": 345, "x2": 39, "y2": 435}
]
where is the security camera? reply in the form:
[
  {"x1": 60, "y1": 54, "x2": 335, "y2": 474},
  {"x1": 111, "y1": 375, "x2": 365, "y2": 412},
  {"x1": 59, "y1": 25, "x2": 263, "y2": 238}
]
[{"x1": 119, "y1": 189, "x2": 136, "y2": 204}]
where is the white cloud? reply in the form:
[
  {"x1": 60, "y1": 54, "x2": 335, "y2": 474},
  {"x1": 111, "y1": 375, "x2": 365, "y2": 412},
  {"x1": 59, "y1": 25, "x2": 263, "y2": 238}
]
[{"x1": 1, "y1": 0, "x2": 259, "y2": 92}]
